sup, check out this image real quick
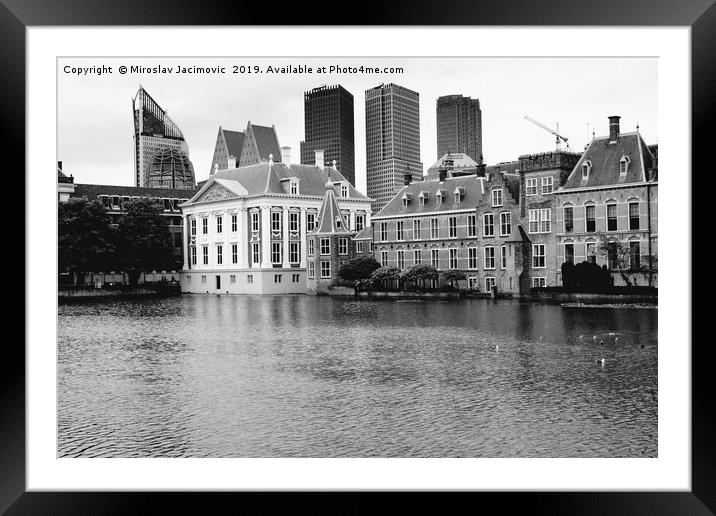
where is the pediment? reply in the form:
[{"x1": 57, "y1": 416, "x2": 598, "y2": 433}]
[{"x1": 196, "y1": 182, "x2": 238, "y2": 203}]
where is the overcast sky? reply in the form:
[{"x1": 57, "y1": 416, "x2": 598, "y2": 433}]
[{"x1": 58, "y1": 57, "x2": 657, "y2": 194}]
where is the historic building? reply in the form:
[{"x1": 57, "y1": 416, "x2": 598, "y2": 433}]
[
  {"x1": 436, "y1": 94, "x2": 483, "y2": 162},
  {"x1": 132, "y1": 86, "x2": 196, "y2": 189},
  {"x1": 365, "y1": 83, "x2": 423, "y2": 213},
  {"x1": 179, "y1": 152, "x2": 371, "y2": 294},
  {"x1": 208, "y1": 122, "x2": 283, "y2": 176},
  {"x1": 57, "y1": 161, "x2": 75, "y2": 202},
  {"x1": 208, "y1": 126, "x2": 245, "y2": 175},
  {"x1": 424, "y1": 152, "x2": 481, "y2": 181},
  {"x1": 300, "y1": 85, "x2": 356, "y2": 186},
  {"x1": 554, "y1": 116, "x2": 658, "y2": 286}
]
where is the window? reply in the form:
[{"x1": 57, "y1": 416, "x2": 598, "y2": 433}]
[
  {"x1": 216, "y1": 245, "x2": 223, "y2": 265},
  {"x1": 271, "y1": 211, "x2": 282, "y2": 232},
  {"x1": 468, "y1": 276, "x2": 478, "y2": 289},
  {"x1": 630, "y1": 241, "x2": 641, "y2": 269},
  {"x1": 271, "y1": 242, "x2": 282, "y2": 265},
  {"x1": 492, "y1": 188, "x2": 503, "y2": 207},
  {"x1": 252, "y1": 243, "x2": 260, "y2": 264},
  {"x1": 308, "y1": 238, "x2": 315, "y2": 257},
  {"x1": 202, "y1": 246, "x2": 209, "y2": 265},
  {"x1": 620, "y1": 155, "x2": 630, "y2": 175},
  {"x1": 201, "y1": 275, "x2": 207, "y2": 284},
  {"x1": 460, "y1": 247, "x2": 474, "y2": 270},
  {"x1": 484, "y1": 246, "x2": 495, "y2": 269},
  {"x1": 532, "y1": 277, "x2": 547, "y2": 288},
  {"x1": 483, "y1": 213, "x2": 494, "y2": 237},
  {"x1": 501, "y1": 245, "x2": 507, "y2": 269},
  {"x1": 356, "y1": 241, "x2": 364, "y2": 253},
  {"x1": 586, "y1": 242, "x2": 597, "y2": 264},
  {"x1": 430, "y1": 218, "x2": 439, "y2": 239},
  {"x1": 190, "y1": 246, "x2": 197, "y2": 265},
  {"x1": 402, "y1": 196, "x2": 409, "y2": 207},
  {"x1": 485, "y1": 276, "x2": 496, "y2": 292},
  {"x1": 356, "y1": 214, "x2": 365, "y2": 231},
  {"x1": 290, "y1": 180, "x2": 298, "y2": 195},
  {"x1": 526, "y1": 178, "x2": 538, "y2": 196},
  {"x1": 320, "y1": 238, "x2": 330, "y2": 255},
  {"x1": 274, "y1": 274, "x2": 282, "y2": 283},
  {"x1": 396, "y1": 221, "x2": 404, "y2": 241},
  {"x1": 607, "y1": 203, "x2": 618, "y2": 231},
  {"x1": 431, "y1": 249, "x2": 439, "y2": 269},
  {"x1": 449, "y1": 248, "x2": 458, "y2": 269},
  {"x1": 230, "y1": 274, "x2": 236, "y2": 284},
  {"x1": 582, "y1": 160, "x2": 591, "y2": 179},
  {"x1": 414, "y1": 249, "x2": 422, "y2": 264},
  {"x1": 541, "y1": 176, "x2": 554, "y2": 194},
  {"x1": 541, "y1": 209, "x2": 551, "y2": 232},
  {"x1": 231, "y1": 214, "x2": 237, "y2": 232},
  {"x1": 341, "y1": 184, "x2": 349, "y2": 198},
  {"x1": 500, "y1": 212, "x2": 511, "y2": 236},
  {"x1": 397, "y1": 250, "x2": 405, "y2": 270},
  {"x1": 607, "y1": 242, "x2": 618, "y2": 269},
  {"x1": 216, "y1": 216, "x2": 223, "y2": 233},
  {"x1": 381, "y1": 251, "x2": 389, "y2": 266},
  {"x1": 563, "y1": 206, "x2": 574, "y2": 233},
  {"x1": 190, "y1": 218, "x2": 196, "y2": 236},
  {"x1": 564, "y1": 243, "x2": 575, "y2": 264},
  {"x1": 532, "y1": 244, "x2": 546, "y2": 268},
  {"x1": 187, "y1": 275, "x2": 191, "y2": 284},
  {"x1": 174, "y1": 232, "x2": 182, "y2": 248},
  {"x1": 418, "y1": 193, "x2": 426, "y2": 206},
  {"x1": 307, "y1": 212, "x2": 316, "y2": 232},
  {"x1": 435, "y1": 191, "x2": 443, "y2": 205},
  {"x1": 202, "y1": 218, "x2": 208, "y2": 234},
  {"x1": 251, "y1": 212, "x2": 260, "y2": 232},
  {"x1": 308, "y1": 261, "x2": 315, "y2": 279},
  {"x1": 289, "y1": 212, "x2": 299, "y2": 232},
  {"x1": 247, "y1": 274, "x2": 254, "y2": 284},
  {"x1": 585, "y1": 205, "x2": 596, "y2": 232},
  {"x1": 629, "y1": 202, "x2": 640, "y2": 230},
  {"x1": 467, "y1": 214, "x2": 476, "y2": 237},
  {"x1": 449, "y1": 216, "x2": 457, "y2": 238},
  {"x1": 320, "y1": 261, "x2": 331, "y2": 278},
  {"x1": 232, "y1": 244, "x2": 238, "y2": 264},
  {"x1": 289, "y1": 242, "x2": 300, "y2": 264},
  {"x1": 413, "y1": 219, "x2": 421, "y2": 239},
  {"x1": 380, "y1": 222, "x2": 388, "y2": 241},
  {"x1": 292, "y1": 274, "x2": 300, "y2": 283},
  {"x1": 338, "y1": 238, "x2": 348, "y2": 255}
]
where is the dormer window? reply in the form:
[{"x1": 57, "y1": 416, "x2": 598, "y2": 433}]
[
  {"x1": 435, "y1": 189, "x2": 447, "y2": 205},
  {"x1": 401, "y1": 192, "x2": 413, "y2": 207},
  {"x1": 619, "y1": 155, "x2": 631, "y2": 175},
  {"x1": 290, "y1": 179, "x2": 299, "y2": 195},
  {"x1": 581, "y1": 160, "x2": 592, "y2": 180},
  {"x1": 454, "y1": 187, "x2": 465, "y2": 203},
  {"x1": 335, "y1": 216, "x2": 343, "y2": 229},
  {"x1": 418, "y1": 191, "x2": 428, "y2": 206}
]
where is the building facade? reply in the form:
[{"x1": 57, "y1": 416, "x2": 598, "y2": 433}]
[
  {"x1": 132, "y1": 86, "x2": 196, "y2": 189},
  {"x1": 365, "y1": 83, "x2": 423, "y2": 213},
  {"x1": 300, "y1": 85, "x2": 356, "y2": 186},
  {"x1": 554, "y1": 116, "x2": 658, "y2": 286},
  {"x1": 179, "y1": 153, "x2": 371, "y2": 295},
  {"x1": 57, "y1": 161, "x2": 75, "y2": 202},
  {"x1": 436, "y1": 94, "x2": 482, "y2": 162}
]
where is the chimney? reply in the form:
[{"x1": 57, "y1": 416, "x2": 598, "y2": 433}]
[
  {"x1": 404, "y1": 165, "x2": 412, "y2": 185},
  {"x1": 281, "y1": 146, "x2": 291, "y2": 164},
  {"x1": 315, "y1": 149, "x2": 325, "y2": 169},
  {"x1": 438, "y1": 168, "x2": 447, "y2": 182},
  {"x1": 227, "y1": 156, "x2": 236, "y2": 169},
  {"x1": 609, "y1": 115, "x2": 621, "y2": 143}
]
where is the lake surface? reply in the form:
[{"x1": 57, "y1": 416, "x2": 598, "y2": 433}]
[{"x1": 57, "y1": 295, "x2": 657, "y2": 458}]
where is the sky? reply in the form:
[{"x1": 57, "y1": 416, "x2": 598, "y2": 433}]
[{"x1": 58, "y1": 57, "x2": 657, "y2": 194}]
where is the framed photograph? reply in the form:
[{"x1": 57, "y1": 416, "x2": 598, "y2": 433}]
[{"x1": 7, "y1": 0, "x2": 708, "y2": 513}]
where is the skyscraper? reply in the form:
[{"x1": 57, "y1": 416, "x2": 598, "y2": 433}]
[
  {"x1": 300, "y1": 85, "x2": 355, "y2": 186},
  {"x1": 365, "y1": 83, "x2": 423, "y2": 213},
  {"x1": 436, "y1": 94, "x2": 482, "y2": 162},
  {"x1": 132, "y1": 86, "x2": 195, "y2": 189}
]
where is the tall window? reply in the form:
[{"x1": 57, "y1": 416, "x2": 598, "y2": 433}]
[
  {"x1": 585, "y1": 205, "x2": 596, "y2": 232},
  {"x1": 629, "y1": 202, "x2": 640, "y2": 230},
  {"x1": 339, "y1": 238, "x2": 348, "y2": 255},
  {"x1": 607, "y1": 203, "x2": 618, "y2": 231},
  {"x1": 448, "y1": 216, "x2": 457, "y2": 238},
  {"x1": 216, "y1": 245, "x2": 223, "y2": 265},
  {"x1": 380, "y1": 222, "x2": 388, "y2": 241},
  {"x1": 413, "y1": 219, "x2": 421, "y2": 240},
  {"x1": 396, "y1": 221, "x2": 404, "y2": 241},
  {"x1": 320, "y1": 238, "x2": 330, "y2": 255},
  {"x1": 307, "y1": 212, "x2": 316, "y2": 232},
  {"x1": 202, "y1": 218, "x2": 208, "y2": 235},
  {"x1": 216, "y1": 216, "x2": 223, "y2": 234},
  {"x1": 540, "y1": 209, "x2": 551, "y2": 232},
  {"x1": 232, "y1": 243, "x2": 238, "y2": 264},
  {"x1": 231, "y1": 214, "x2": 237, "y2": 232},
  {"x1": 397, "y1": 250, "x2": 405, "y2": 270},
  {"x1": 499, "y1": 212, "x2": 511, "y2": 236},
  {"x1": 320, "y1": 261, "x2": 331, "y2": 278},
  {"x1": 190, "y1": 246, "x2": 197, "y2": 265},
  {"x1": 308, "y1": 238, "x2": 315, "y2": 257},
  {"x1": 289, "y1": 241, "x2": 300, "y2": 264},
  {"x1": 290, "y1": 181, "x2": 298, "y2": 195},
  {"x1": 501, "y1": 245, "x2": 507, "y2": 269},
  {"x1": 251, "y1": 212, "x2": 260, "y2": 232},
  {"x1": 271, "y1": 211, "x2": 282, "y2": 232},
  {"x1": 271, "y1": 242, "x2": 282, "y2": 265},
  {"x1": 190, "y1": 218, "x2": 196, "y2": 236},
  {"x1": 356, "y1": 214, "x2": 365, "y2": 231},
  {"x1": 629, "y1": 241, "x2": 641, "y2": 269},
  {"x1": 252, "y1": 243, "x2": 260, "y2": 264},
  {"x1": 289, "y1": 212, "x2": 299, "y2": 232},
  {"x1": 585, "y1": 242, "x2": 596, "y2": 264},
  {"x1": 563, "y1": 206, "x2": 574, "y2": 233},
  {"x1": 356, "y1": 241, "x2": 364, "y2": 254},
  {"x1": 381, "y1": 251, "x2": 389, "y2": 266},
  {"x1": 492, "y1": 188, "x2": 503, "y2": 207},
  {"x1": 484, "y1": 246, "x2": 495, "y2": 269},
  {"x1": 341, "y1": 184, "x2": 349, "y2": 198},
  {"x1": 414, "y1": 249, "x2": 422, "y2": 264},
  {"x1": 532, "y1": 244, "x2": 546, "y2": 268},
  {"x1": 449, "y1": 248, "x2": 458, "y2": 269},
  {"x1": 564, "y1": 243, "x2": 574, "y2": 264},
  {"x1": 430, "y1": 218, "x2": 439, "y2": 239},
  {"x1": 468, "y1": 247, "x2": 477, "y2": 269},
  {"x1": 202, "y1": 245, "x2": 209, "y2": 265},
  {"x1": 483, "y1": 213, "x2": 494, "y2": 237},
  {"x1": 607, "y1": 242, "x2": 618, "y2": 269},
  {"x1": 308, "y1": 261, "x2": 315, "y2": 279},
  {"x1": 485, "y1": 276, "x2": 496, "y2": 292},
  {"x1": 467, "y1": 214, "x2": 476, "y2": 237},
  {"x1": 541, "y1": 176, "x2": 554, "y2": 194},
  {"x1": 526, "y1": 178, "x2": 538, "y2": 196},
  {"x1": 431, "y1": 249, "x2": 439, "y2": 269}
]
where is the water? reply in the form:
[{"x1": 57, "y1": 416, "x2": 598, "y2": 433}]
[{"x1": 57, "y1": 296, "x2": 657, "y2": 458}]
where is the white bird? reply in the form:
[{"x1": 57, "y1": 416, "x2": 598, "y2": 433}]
[
  {"x1": 615, "y1": 337, "x2": 620, "y2": 343},
  {"x1": 595, "y1": 358, "x2": 605, "y2": 366},
  {"x1": 495, "y1": 345, "x2": 499, "y2": 352}
]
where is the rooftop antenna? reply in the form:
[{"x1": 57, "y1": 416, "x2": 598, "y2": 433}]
[{"x1": 524, "y1": 115, "x2": 571, "y2": 151}]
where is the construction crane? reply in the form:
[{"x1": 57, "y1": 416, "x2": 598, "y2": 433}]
[{"x1": 524, "y1": 115, "x2": 571, "y2": 151}]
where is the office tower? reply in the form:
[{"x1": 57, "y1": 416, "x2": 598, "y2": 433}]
[
  {"x1": 132, "y1": 86, "x2": 195, "y2": 189},
  {"x1": 436, "y1": 94, "x2": 482, "y2": 162},
  {"x1": 365, "y1": 83, "x2": 423, "y2": 213},
  {"x1": 300, "y1": 85, "x2": 355, "y2": 186}
]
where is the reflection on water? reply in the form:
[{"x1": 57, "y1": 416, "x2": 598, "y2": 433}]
[{"x1": 58, "y1": 296, "x2": 657, "y2": 457}]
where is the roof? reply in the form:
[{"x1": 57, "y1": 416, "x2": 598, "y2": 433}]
[
  {"x1": 73, "y1": 183, "x2": 197, "y2": 200},
  {"x1": 222, "y1": 129, "x2": 245, "y2": 157},
  {"x1": 353, "y1": 226, "x2": 373, "y2": 240},
  {"x1": 561, "y1": 132, "x2": 656, "y2": 189},
  {"x1": 250, "y1": 124, "x2": 282, "y2": 162},
  {"x1": 427, "y1": 152, "x2": 478, "y2": 171},
  {"x1": 505, "y1": 224, "x2": 531, "y2": 243},
  {"x1": 309, "y1": 184, "x2": 352, "y2": 235}
]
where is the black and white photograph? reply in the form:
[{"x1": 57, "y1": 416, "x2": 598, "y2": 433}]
[{"x1": 56, "y1": 54, "x2": 659, "y2": 459}]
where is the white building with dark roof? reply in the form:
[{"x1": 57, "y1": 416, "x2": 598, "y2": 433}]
[{"x1": 179, "y1": 151, "x2": 372, "y2": 294}]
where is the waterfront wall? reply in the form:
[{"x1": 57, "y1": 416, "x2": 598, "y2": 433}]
[
  {"x1": 59, "y1": 285, "x2": 181, "y2": 301},
  {"x1": 526, "y1": 291, "x2": 657, "y2": 304}
]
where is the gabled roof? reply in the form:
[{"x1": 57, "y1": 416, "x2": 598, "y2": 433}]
[
  {"x1": 222, "y1": 128, "x2": 245, "y2": 157},
  {"x1": 310, "y1": 183, "x2": 352, "y2": 235},
  {"x1": 249, "y1": 123, "x2": 282, "y2": 162},
  {"x1": 561, "y1": 132, "x2": 656, "y2": 189}
]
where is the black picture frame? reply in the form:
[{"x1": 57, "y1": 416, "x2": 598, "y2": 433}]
[{"x1": 5, "y1": 1, "x2": 707, "y2": 513}]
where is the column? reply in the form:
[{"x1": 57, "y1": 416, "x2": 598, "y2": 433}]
[
  {"x1": 282, "y1": 207, "x2": 291, "y2": 268},
  {"x1": 260, "y1": 206, "x2": 272, "y2": 268},
  {"x1": 183, "y1": 215, "x2": 190, "y2": 270},
  {"x1": 238, "y1": 207, "x2": 248, "y2": 269},
  {"x1": 299, "y1": 208, "x2": 307, "y2": 268},
  {"x1": 349, "y1": 211, "x2": 356, "y2": 232}
]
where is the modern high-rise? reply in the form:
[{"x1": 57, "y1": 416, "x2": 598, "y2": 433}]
[
  {"x1": 300, "y1": 85, "x2": 355, "y2": 186},
  {"x1": 365, "y1": 83, "x2": 423, "y2": 213},
  {"x1": 132, "y1": 86, "x2": 196, "y2": 189},
  {"x1": 436, "y1": 94, "x2": 482, "y2": 162}
]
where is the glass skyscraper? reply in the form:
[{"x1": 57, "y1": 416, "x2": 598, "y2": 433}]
[{"x1": 436, "y1": 94, "x2": 482, "y2": 162}]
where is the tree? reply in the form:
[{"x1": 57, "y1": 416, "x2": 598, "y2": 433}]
[
  {"x1": 58, "y1": 198, "x2": 117, "y2": 280},
  {"x1": 400, "y1": 263, "x2": 439, "y2": 291},
  {"x1": 597, "y1": 236, "x2": 633, "y2": 286},
  {"x1": 370, "y1": 265, "x2": 401, "y2": 290},
  {"x1": 337, "y1": 256, "x2": 380, "y2": 293},
  {"x1": 116, "y1": 198, "x2": 175, "y2": 285},
  {"x1": 442, "y1": 270, "x2": 466, "y2": 289}
]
